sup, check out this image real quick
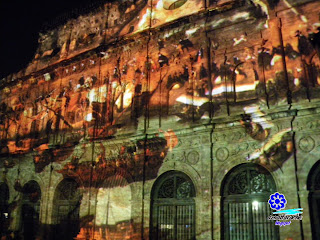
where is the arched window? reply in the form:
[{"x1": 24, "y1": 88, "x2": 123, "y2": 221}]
[
  {"x1": 0, "y1": 183, "x2": 9, "y2": 237},
  {"x1": 307, "y1": 160, "x2": 320, "y2": 240},
  {"x1": 221, "y1": 164, "x2": 279, "y2": 240},
  {"x1": 150, "y1": 171, "x2": 196, "y2": 240},
  {"x1": 21, "y1": 180, "x2": 41, "y2": 240},
  {"x1": 53, "y1": 178, "x2": 81, "y2": 240}
]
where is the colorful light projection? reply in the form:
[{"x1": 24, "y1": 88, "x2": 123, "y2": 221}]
[
  {"x1": 0, "y1": 1, "x2": 319, "y2": 170},
  {"x1": 240, "y1": 105, "x2": 293, "y2": 171},
  {"x1": 0, "y1": 1, "x2": 320, "y2": 240},
  {"x1": 57, "y1": 137, "x2": 168, "y2": 187}
]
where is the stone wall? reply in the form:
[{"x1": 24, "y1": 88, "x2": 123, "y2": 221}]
[{"x1": 1, "y1": 0, "x2": 320, "y2": 239}]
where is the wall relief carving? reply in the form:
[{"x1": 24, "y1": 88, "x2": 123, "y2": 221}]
[
  {"x1": 216, "y1": 147, "x2": 229, "y2": 162},
  {"x1": 299, "y1": 136, "x2": 315, "y2": 152},
  {"x1": 167, "y1": 150, "x2": 200, "y2": 165}
]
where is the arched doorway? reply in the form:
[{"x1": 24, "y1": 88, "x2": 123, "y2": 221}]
[
  {"x1": 0, "y1": 183, "x2": 9, "y2": 238},
  {"x1": 150, "y1": 171, "x2": 196, "y2": 240},
  {"x1": 307, "y1": 160, "x2": 320, "y2": 240},
  {"x1": 53, "y1": 178, "x2": 81, "y2": 240},
  {"x1": 221, "y1": 163, "x2": 279, "y2": 240},
  {"x1": 21, "y1": 180, "x2": 41, "y2": 240}
]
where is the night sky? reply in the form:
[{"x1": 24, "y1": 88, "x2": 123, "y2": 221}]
[{"x1": 0, "y1": 0, "x2": 106, "y2": 79}]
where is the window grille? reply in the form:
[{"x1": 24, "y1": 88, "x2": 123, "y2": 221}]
[
  {"x1": 222, "y1": 164, "x2": 279, "y2": 240},
  {"x1": 53, "y1": 178, "x2": 81, "y2": 240},
  {"x1": 151, "y1": 171, "x2": 196, "y2": 240},
  {"x1": 307, "y1": 161, "x2": 320, "y2": 240},
  {"x1": 21, "y1": 180, "x2": 41, "y2": 239},
  {"x1": 0, "y1": 183, "x2": 9, "y2": 237}
]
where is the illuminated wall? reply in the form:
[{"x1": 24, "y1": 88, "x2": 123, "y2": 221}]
[{"x1": 1, "y1": 0, "x2": 320, "y2": 239}]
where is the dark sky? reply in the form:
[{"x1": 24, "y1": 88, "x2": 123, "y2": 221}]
[{"x1": 0, "y1": 0, "x2": 106, "y2": 79}]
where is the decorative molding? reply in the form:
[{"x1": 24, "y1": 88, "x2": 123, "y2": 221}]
[
  {"x1": 216, "y1": 147, "x2": 229, "y2": 162},
  {"x1": 299, "y1": 136, "x2": 315, "y2": 153},
  {"x1": 187, "y1": 151, "x2": 200, "y2": 165},
  {"x1": 294, "y1": 119, "x2": 320, "y2": 131},
  {"x1": 201, "y1": 136, "x2": 210, "y2": 144},
  {"x1": 212, "y1": 131, "x2": 247, "y2": 143},
  {"x1": 168, "y1": 150, "x2": 200, "y2": 165},
  {"x1": 215, "y1": 141, "x2": 260, "y2": 162}
]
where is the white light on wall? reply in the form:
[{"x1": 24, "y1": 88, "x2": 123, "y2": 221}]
[
  {"x1": 252, "y1": 201, "x2": 259, "y2": 211},
  {"x1": 85, "y1": 113, "x2": 93, "y2": 122},
  {"x1": 112, "y1": 81, "x2": 118, "y2": 89},
  {"x1": 44, "y1": 73, "x2": 51, "y2": 81}
]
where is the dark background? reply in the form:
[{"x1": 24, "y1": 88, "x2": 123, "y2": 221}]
[{"x1": 0, "y1": 0, "x2": 106, "y2": 79}]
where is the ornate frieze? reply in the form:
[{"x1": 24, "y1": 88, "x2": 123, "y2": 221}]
[{"x1": 166, "y1": 149, "x2": 200, "y2": 165}]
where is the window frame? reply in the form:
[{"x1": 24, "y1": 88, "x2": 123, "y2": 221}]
[
  {"x1": 221, "y1": 164, "x2": 279, "y2": 240},
  {"x1": 150, "y1": 171, "x2": 196, "y2": 240},
  {"x1": 307, "y1": 160, "x2": 320, "y2": 240},
  {"x1": 53, "y1": 178, "x2": 81, "y2": 239}
]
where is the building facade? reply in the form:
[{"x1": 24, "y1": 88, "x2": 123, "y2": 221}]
[{"x1": 1, "y1": 0, "x2": 320, "y2": 239}]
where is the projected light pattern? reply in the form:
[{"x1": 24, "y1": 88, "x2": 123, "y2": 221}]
[{"x1": 0, "y1": 0, "x2": 320, "y2": 239}]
